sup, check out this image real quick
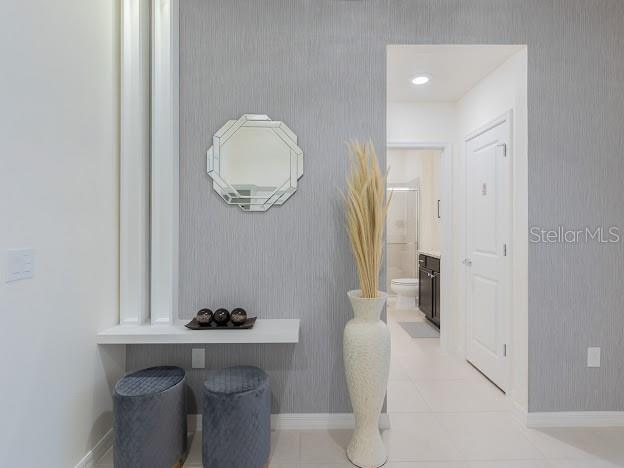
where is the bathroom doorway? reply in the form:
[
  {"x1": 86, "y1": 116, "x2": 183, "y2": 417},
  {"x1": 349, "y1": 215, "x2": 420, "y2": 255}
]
[
  {"x1": 386, "y1": 148, "x2": 443, "y2": 310},
  {"x1": 386, "y1": 144, "x2": 451, "y2": 348}
]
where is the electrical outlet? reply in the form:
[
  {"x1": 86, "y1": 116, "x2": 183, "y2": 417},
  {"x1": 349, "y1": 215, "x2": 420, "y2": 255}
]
[
  {"x1": 192, "y1": 348, "x2": 205, "y2": 369},
  {"x1": 6, "y1": 249, "x2": 34, "y2": 282},
  {"x1": 587, "y1": 347, "x2": 601, "y2": 368}
]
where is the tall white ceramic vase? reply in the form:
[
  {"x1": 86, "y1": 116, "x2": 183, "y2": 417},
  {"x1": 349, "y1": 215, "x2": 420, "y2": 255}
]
[{"x1": 344, "y1": 290, "x2": 391, "y2": 468}]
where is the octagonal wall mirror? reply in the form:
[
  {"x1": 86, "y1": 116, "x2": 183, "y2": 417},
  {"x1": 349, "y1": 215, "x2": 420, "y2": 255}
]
[{"x1": 206, "y1": 114, "x2": 304, "y2": 211}]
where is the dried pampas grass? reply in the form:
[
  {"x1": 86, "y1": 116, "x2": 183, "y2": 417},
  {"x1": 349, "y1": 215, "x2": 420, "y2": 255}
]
[{"x1": 343, "y1": 140, "x2": 390, "y2": 299}]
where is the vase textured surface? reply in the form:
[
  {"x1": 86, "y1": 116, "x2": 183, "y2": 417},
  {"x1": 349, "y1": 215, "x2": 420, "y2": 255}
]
[{"x1": 344, "y1": 290, "x2": 390, "y2": 468}]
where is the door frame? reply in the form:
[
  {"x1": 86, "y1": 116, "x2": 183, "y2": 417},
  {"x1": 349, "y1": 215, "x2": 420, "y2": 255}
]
[
  {"x1": 462, "y1": 110, "x2": 514, "y2": 391},
  {"x1": 386, "y1": 141, "x2": 453, "y2": 353}
]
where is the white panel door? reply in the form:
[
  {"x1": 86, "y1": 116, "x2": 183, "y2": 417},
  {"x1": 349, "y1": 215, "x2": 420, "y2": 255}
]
[{"x1": 465, "y1": 115, "x2": 511, "y2": 391}]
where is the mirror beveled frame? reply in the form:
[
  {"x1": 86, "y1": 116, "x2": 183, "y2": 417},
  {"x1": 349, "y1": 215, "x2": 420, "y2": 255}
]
[{"x1": 206, "y1": 114, "x2": 304, "y2": 211}]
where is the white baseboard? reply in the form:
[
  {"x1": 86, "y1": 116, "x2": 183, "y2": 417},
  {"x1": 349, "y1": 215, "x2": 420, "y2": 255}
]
[
  {"x1": 271, "y1": 413, "x2": 391, "y2": 431},
  {"x1": 189, "y1": 413, "x2": 391, "y2": 432},
  {"x1": 74, "y1": 429, "x2": 112, "y2": 468},
  {"x1": 527, "y1": 411, "x2": 624, "y2": 428},
  {"x1": 80, "y1": 412, "x2": 388, "y2": 467}
]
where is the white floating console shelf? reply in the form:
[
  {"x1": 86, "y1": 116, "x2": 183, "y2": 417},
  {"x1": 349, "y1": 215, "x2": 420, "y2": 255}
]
[{"x1": 96, "y1": 319, "x2": 300, "y2": 345}]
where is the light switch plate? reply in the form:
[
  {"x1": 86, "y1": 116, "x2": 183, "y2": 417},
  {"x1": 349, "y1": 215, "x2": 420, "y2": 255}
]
[
  {"x1": 6, "y1": 249, "x2": 34, "y2": 282},
  {"x1": 587, "y1": 347, "x2": 601, "y2": 368},
  {"x1": 192, "y1": 348, "x2": 205, "y2": 369}
]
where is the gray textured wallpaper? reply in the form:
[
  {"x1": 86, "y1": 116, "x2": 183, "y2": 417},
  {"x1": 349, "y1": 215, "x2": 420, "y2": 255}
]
[{"x1": 128, "y1": 0, "x2": 624, "y2": 413}]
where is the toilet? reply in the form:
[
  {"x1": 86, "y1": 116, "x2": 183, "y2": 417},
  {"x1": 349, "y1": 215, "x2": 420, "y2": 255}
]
[{"x1": 390, "y1": 278, "x2": 419, "y2": 309}]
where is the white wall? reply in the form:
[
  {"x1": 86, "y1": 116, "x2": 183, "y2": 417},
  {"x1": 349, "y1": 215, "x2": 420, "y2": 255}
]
[
  {"x1": 386, "y1": 48, "x2": 528, "y2": 411},
  {"x1": 417, "y1": 149, "x2": 442, "y2": 254},
  {"x1": 387, "y1": 102, "x2": 456, "y2": 144},
  {"x1": 0, "y1": 2, "x2": 124, "y2": 467}
]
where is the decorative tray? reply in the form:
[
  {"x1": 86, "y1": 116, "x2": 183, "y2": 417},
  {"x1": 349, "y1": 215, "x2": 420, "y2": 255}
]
[{"x1": 184, "y1": 317, "x2": 257, "y2": 330}]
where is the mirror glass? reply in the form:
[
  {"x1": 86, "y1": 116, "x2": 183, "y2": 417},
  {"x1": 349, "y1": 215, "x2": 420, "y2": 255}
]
[{"x1": 207, "y1": 114, "x2": 304, "y2": 211}]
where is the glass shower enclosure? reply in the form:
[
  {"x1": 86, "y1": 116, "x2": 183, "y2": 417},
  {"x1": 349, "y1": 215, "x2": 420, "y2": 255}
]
[{"x1": 386, "y1": 186, "x2": 420, "y2": 293}]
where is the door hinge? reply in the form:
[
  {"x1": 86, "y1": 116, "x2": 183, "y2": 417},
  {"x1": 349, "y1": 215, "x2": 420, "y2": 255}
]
[
  {"x1": 503, "y1": 344, "x2": 507, "y2": 357},
  {"x1": 503, "y1": 244, "x2": 507, "y2": 256},
  {"x1": 498, "y1": 143, "x2": 507, "y2": 157}
]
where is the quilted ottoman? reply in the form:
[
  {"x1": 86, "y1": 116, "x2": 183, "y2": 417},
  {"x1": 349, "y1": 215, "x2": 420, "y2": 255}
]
[
  {"x1": 202, "y1": 366, "x2": 270, "y2": 468},
  {"x1": 113, "y1": 366, "x2": 186, "y2": 468}
]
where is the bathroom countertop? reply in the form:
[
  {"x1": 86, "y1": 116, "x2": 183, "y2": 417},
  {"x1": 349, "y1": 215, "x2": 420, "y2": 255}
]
[{"x1": 418, "y1": 249, "x2": 441, "y2": 259}]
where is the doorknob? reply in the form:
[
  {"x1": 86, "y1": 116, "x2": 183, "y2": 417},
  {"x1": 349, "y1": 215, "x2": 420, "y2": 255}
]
[{"x1": 462, "y1": 258, "x2": 472, "y2": 267}]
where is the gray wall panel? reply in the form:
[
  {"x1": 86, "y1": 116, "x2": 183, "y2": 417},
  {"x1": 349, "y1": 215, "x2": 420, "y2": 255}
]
[{"x1": 127, "y1": 0, "x2": 624, "y2": 413}]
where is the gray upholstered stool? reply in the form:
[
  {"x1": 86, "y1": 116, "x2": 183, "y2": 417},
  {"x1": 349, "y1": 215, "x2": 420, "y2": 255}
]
[
  {"x1": 113, "y1": 366, "x2": 186, "y2": 468},
  {"x1": 202, "y1": 366, "x2": 270, "y2": 468}
]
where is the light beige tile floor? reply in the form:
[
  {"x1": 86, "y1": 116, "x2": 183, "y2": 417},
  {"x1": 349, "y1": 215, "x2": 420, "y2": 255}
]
[{"x1": 96, "y1": 306, "x2": 624, "y2": 468}]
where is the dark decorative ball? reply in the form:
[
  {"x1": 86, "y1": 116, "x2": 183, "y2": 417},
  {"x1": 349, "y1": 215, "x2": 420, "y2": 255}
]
[
  {"x1": 196, "y1": 308, "x2": 213, "y2": 326},
  {"x1": 231, "y1": 308, "x2": 247, "y2": 325},
  {"x1": 213, "y1": 308, "x2": 230, "y2": 326}
]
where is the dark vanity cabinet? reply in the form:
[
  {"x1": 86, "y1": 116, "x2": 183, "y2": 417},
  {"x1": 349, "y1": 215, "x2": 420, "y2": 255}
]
[{"x1": 418, "y1": 254, "x2": 440, "y2": 328}]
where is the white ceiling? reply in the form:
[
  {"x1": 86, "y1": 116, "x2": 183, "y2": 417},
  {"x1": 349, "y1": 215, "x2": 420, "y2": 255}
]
[{"x1": 387, "y1": 45, "x2": 525, "y2": 102}]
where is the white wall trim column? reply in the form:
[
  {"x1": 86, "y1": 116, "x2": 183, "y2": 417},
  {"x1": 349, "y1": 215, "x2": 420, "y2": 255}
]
[
  {"x1": 150, "y1": 0, "x2": 179, "y2": 325},
  {"x1": 120, "y1": 0, "x2": 151, "y2": 325}
]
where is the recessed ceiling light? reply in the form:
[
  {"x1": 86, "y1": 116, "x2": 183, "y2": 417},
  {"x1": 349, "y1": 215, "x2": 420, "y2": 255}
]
[{"x1": 411, "y1": 75, "x2": 431, "y2": 85}]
